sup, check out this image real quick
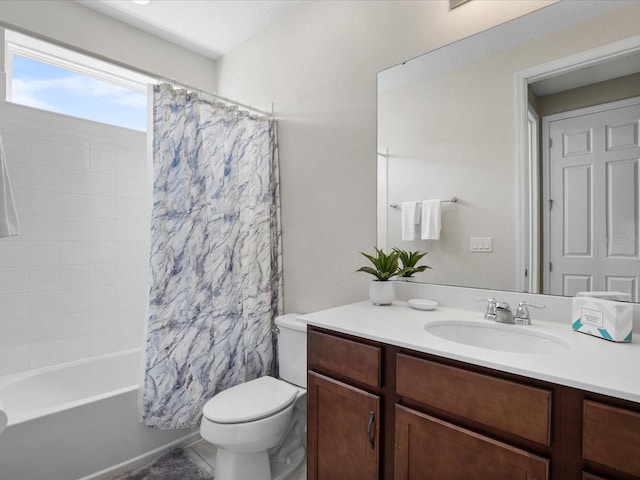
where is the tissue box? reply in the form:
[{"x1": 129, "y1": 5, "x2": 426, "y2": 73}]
[
  {"x1": 576, "y1": 291, "x2": 631, "y2": 302},
  {"x1": 572, "y1": 296, "x2": 633, "y2": 342}
]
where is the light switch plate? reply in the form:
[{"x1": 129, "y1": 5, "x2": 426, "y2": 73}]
[{"x1": 471, "y1": 237, "x2": 493, "y2": 252}]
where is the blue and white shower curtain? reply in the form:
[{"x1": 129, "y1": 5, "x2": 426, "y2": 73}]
[{"x1": 141, "y1": 84, "x2": 283, "y2": 429}]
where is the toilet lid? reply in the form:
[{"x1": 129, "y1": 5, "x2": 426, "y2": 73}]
[{"x1": 203, "y1": 376, "x2": 299, "y2": 424}]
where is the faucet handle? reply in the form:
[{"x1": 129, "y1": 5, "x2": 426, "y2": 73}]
[
  {"x1": 474, "y1": 297, "x2": 497, "y2": 320},
  {"x1": 474, "y1": 297, "x2": 496, "y2": 304},
  {"x1": 515, "y1": 301, "x2": 545, "y2": 325}
]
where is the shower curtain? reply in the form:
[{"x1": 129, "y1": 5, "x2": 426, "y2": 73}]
[{"x1": 141, "y1": 84, "x2": 283, "y2": 429}]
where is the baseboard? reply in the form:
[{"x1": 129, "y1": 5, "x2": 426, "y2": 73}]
[{"x1": 79, "y1": 431, "x2": 202, "y2": 480}]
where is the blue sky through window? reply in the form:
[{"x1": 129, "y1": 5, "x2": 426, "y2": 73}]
[{"x1": 11, "y1": 55, "x2": 147, "y2": 131}]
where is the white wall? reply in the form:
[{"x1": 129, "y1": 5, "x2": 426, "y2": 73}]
[
  {"x1": 214, "y1": 0, "x2": 556, "y2": 314},
  {"x1": 0, "y1": 102, "x2": 149, "y2": 374},
  {"x1": 379, "y1": 63, "x2": 519, "y2": 291},
  {"x1": 0, "y1": 1, "x2": 218, "y2": 373},
  {"x1": 0, "y1": 0, "x2": 216, "y2": 91},
  {"x1": 0, "y1": 0, "x2": 556, "y2": 316}
]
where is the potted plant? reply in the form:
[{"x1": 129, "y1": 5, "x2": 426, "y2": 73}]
[
  {"x1": 393, "y1": 248, "x2": 431, "y2": 279},
  {"x1": 356, "y1": 247, "x2": 400, "y2": 305}
]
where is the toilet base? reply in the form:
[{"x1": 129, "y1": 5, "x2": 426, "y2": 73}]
[
  {"x1": 213, "y1": 445, "x2": 305, "y2": 480},
  {"x1": 271, "y1": 445, "x2": 305, "y2": 480},
  {"x1": 215, "y1": 449, "x2": 271, "y2": 480}
]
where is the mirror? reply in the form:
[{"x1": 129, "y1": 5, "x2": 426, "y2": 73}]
[{"x1": 377, "y1": 1, "x2": 640, "y2": 301}]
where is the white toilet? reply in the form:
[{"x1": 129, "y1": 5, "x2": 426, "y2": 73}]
[{"x1": 200, "y1": 314, "x2": 307, "y2": 480}]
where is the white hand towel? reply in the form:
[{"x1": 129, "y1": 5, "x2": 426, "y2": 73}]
[
  {"x1": 0, "y1": 133, "x2": 19, "y2": 239},
  {"x1": 400, "y1": 201, "x2": 417, "y2": 241},
  {"x1": 421, "y1": 199, "x2": 442, "y2": 240}
]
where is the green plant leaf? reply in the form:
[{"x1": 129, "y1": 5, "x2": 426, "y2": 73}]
[
  {"x1": 392, "y1": 248, "x2": 431, "y2": 277},
  {"x1": 356, "y1": 247, "x2": 401, "y2": 280},
  {"x1": 356, "y1": 266, "x2": 383, "y2": 280}
]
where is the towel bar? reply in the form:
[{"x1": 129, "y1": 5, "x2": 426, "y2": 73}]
[{"x1": 390, "y1": 197, "x2": 457, "y2": 209}]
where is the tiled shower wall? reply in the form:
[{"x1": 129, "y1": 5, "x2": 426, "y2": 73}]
[{"x1": 0, "y1": 101, "x2": 150, "y2": 375}]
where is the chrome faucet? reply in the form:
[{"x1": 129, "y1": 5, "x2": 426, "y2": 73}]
[
  {"x1": 475, "y1": 297, "x2": 514, "y2": 323},
  {"x1": 495, "y1": 302, "x2": 514, "y2": 324},
  {"x1": 514, "y1": 301, "x2": 545, "y2": 325},
  {"x1": 476, "y1": 298, "x2": 545, "y2": 325}
]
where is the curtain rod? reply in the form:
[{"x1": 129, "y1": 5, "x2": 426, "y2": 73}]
[{"x1": 155, "y1": 75, "x2": 273, "y2": 118}]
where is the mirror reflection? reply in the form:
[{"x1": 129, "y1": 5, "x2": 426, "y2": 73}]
[{"x1": 377, "y1": 1, "x2": 640, "y2": 301}]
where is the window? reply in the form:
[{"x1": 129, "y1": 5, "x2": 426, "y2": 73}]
[{"x1": 5, "y1": 30, "x2": 150, "y2": 131}]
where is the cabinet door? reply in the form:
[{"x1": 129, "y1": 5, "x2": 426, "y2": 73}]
[
  {"x1": 308, "y1": 371, "x2": 380, "y2": 480},
  {"x1": 394, "y1": 405, "x2": 549, "y2": 480},
  {"x1": 583, "y1": 400, "x2": 640, "y2": 477}
]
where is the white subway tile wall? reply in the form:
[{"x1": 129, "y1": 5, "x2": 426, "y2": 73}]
[{"x1": 0, "y1": 103, "x2": 150, "y2": 374}]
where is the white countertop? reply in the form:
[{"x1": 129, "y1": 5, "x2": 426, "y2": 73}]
[{"x1": 299, "y1": 300, "x2": 640, "y2": 403}]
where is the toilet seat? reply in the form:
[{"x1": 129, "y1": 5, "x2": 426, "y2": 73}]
[{"x1": 203, "y1": 376, "x2": 298, "y2": 424}]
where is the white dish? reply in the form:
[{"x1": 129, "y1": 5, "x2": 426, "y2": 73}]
[{"x1": 408, "y1": 299, "x2": 438, "y2": 311}]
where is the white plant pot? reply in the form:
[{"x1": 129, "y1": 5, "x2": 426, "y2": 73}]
[{"x1": 369, "y1": 280, "x2": 394, "y2": 305}]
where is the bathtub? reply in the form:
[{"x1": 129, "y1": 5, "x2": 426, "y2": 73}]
[{"x1": 0, "y1": 349, "x2": 198, "y2": 480}]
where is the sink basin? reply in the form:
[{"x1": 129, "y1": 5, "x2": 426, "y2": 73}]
[{"x1": 424, "y1": 320, "x2": 571, "y2": 354}]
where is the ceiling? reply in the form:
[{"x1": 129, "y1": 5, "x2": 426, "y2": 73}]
[{"x1": 76, "y1": 0, "x2": 300, "y2": 60}]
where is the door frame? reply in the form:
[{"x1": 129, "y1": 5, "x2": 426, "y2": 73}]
[
  {"x1": 526, "y1": 105, "x2": 540, "y2": 294},
  {"x1": 514, "y1": 33, "x2": 640, "y2": 293},
  {"x1": 540, "y1": 96, "x2": 640, "y2": 294}
]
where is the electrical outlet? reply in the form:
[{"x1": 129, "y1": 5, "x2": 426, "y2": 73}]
[{"x1": 470, "y1": 237, "x2": 493, "y2": 252}]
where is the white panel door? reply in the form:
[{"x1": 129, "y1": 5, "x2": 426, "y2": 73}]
[{"x1": 545, "y1": 99, "x2": 640, "y2": 300}]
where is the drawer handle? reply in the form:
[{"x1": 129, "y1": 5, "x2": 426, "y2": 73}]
[{"x1": 366, "y1": 410, "x2": 376, "y2": 449}]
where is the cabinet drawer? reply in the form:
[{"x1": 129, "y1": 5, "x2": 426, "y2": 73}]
[
  {"x1": 395, "y1": 405, "x2": 549, "y2": 480},
  {"x1": 396, "y1": 353, "x2": 552, "y2": 445},
  {"x1": 583, "y1": 400, "x2": 640, "y2": 477},
  {"x1": 308, "y1": 330, "x2": 381, "y2": 388}
]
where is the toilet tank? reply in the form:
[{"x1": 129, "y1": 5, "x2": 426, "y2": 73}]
[{"x1": 275, "y1": 314, "x2": 307, "y2": 388}]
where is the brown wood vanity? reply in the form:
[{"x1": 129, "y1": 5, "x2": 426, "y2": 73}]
[{"x1": 306, "y1": 326, "x2": 640, "y2": 480}]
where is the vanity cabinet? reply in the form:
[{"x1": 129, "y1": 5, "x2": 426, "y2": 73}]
[{"x1": 307, "y1": 326, "x2": 640, "y2": 480}]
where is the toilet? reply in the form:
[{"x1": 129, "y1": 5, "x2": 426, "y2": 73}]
[{"x1": 200, "y1": 314, "x2": 307, "y2": 480}]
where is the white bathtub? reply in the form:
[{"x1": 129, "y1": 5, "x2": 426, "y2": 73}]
[{"x1": 0, "y1": 349, "x2": 198, "y2": 480}]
